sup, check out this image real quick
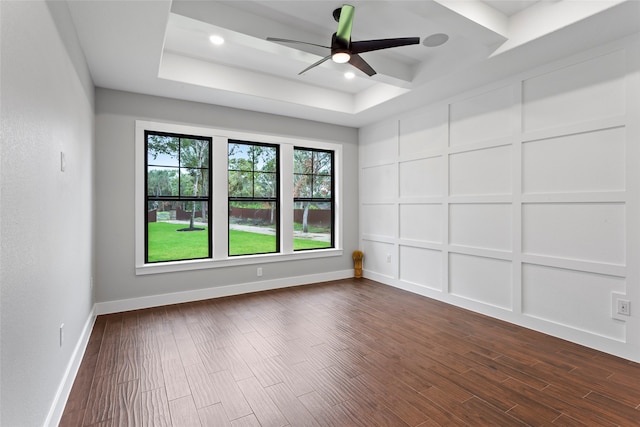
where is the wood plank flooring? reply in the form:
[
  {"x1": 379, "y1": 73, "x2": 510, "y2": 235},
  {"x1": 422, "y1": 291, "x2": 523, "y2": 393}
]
[{"x1": 60, "y1": 278, "x2": 640, "y2": 426}]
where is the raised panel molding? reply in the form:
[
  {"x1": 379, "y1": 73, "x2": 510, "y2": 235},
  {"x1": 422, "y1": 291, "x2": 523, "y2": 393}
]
[
  {"x1": 399, "y1": 105, "x2": 448, "y2": 157},
  {"x1": 359, "y1": 120, "x2": 398, "y2": 167},
  {"x1": 449, "y1": 203, "x2": 512, "y2": 252},
  {"x1": 450, "y1": 85, "x2": 516, "y2": 147},
  {"x1": 361, "y1": 164, "x2": 396, "y2": 202},
  {"x1": 522, "y1": 50, "x2": 626, "y2": 132},
  {"x1": 449, "y1": 145, "x2": 512, "y2": 196},
  {"x1": 362, "y1": 239, "x2": 396, "y2": 279},
  {"x1": 359, "y1": 40, "x2": 639, "y2": 362},
  {"x1": 522, "y1": 264, "x2": 626, "y2": 341},
  {"x1": 399, "y1": 157, "x2": 443, "y2": 198},
  {"x1": 399, "y1": 204, "x2": 443, "y2": 243},
  {"x1": 523, "y1": 126, "x2": 626, "y2": 194},
  {"x1": 361, "y1": 204, "x2": 396, "y2": 238},
  {"x1": 522, "y1": 202, "x2": 626, "y2": 266},
  {"x1": 399, "y1": 245, "x2": 442, "y2": 291},
  {"x1": 449, "y1": 253, "x2": 512, "y2": 310}
]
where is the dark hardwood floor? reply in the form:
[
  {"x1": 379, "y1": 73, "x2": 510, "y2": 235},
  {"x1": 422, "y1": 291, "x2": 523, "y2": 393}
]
[{"x1": 60, "y1": 278, "x2": 640, "y2": 426}]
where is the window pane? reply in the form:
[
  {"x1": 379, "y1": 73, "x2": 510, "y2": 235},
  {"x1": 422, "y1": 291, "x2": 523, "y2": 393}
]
[
  {"x1": 228, "y1": 141, "x2": 279, "y2": 256},
  {"x1": 293, "y1": 202, "x2": 332, "y2": 250},
  {"x1": 229, "y1": 143, "x2": 251, "y2": 170},
  {"x1": 313, "y1": 175, "x2": 332, "y2": 198},
  {"x1": 314, "y1": 151, "x2": 332, "y2": 175},
  {"x1": 229, "y1": 171, "x2": 253, "y2": 197},
  {"x1": 147, "y1": 135, "x2": 179, "y2": 167},
  {"x1": 293, "y1": 174, "x2": 311, "y2": 198},
  {"x1": 180, "y1": 168, "x2": 209, "y2": 197},
  {"x1": 147, "y1": 200, "x2": 209, "y2": 262},
  {"x1": 229, "y1": 201, "x2": 278, "y2": 256},
  {"x1": 294, "y1": 150, "x2": 312, "y2": 174},
  {"x1": 254, "y1": 172, "x2": 277, "y2": 198},
  {"x1": 200, "y1": 169, "x2": 210, "y2": 198},
  {"x1": 145, "y1": 131, "x2": 212, "y2": 264},
  {"x1": 294, "y1": 148, "x2": 333, "y2": 251},
  {"x1": 180, "y1": 138, "x2": 209, "y2": 170},
  {"x1": 147, "y1": 167, "x2": 178, "y2": 197},
  {"x1": 254, "y1": 146, "x2": 277, "y2": 172},
  {"x1": 179, "y1": 169, "x2": 195, "y2": 196}
]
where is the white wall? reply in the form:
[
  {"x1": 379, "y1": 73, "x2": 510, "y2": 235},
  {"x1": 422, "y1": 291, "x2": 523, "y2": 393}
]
[
  {"x1": 94, "y1": 89, "x2": 359, "y2": 310},
  {"x1": 359, "y1": 35, "x2": 640, "y2": 362},
  {"x1": 0, "y1": 2, "x2": 95, "y2": 426}
]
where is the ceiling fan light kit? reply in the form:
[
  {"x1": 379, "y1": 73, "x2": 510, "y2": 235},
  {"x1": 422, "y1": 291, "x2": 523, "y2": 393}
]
[
  {"x1": 332, "y1": 52, "x2": 351, "y2": 63},
  {"x1": 267, "y1": 4, "x2": 420, "y2": 76}
]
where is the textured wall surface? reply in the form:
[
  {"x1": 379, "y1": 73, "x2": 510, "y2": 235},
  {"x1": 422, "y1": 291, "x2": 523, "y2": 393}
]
[{"x1": 0, "y1": 2, "x2": 95, "y2": 426}]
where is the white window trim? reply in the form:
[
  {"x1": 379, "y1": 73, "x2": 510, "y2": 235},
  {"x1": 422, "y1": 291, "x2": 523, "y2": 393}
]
[{"x1": 135, "y1": 120, "x2": 343, "y2": 275}]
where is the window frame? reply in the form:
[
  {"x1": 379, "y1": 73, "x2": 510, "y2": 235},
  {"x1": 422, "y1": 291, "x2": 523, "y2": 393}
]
[
  {"x1": 135, "y1": 120, "x2": 343, "y2": 275},
  {"x1": 228, "y1": 140, "x2": 280, "y2": 256},
  {"x1": 144, "y1": 130, "x2": 213, "y2": 263},
  {"x1": 293, "y1": 147, "x2": 335, "y2": 250}
]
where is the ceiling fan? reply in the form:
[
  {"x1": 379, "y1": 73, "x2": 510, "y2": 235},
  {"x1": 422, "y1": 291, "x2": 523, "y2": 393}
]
[{"x1": 267, "y1": 4, "x2": 420, "y2": 76}]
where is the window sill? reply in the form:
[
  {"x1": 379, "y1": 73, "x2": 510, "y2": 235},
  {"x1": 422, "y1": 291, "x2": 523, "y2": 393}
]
[{"x1": 135, "y1": 248, "x2": 344, "y2": 275}]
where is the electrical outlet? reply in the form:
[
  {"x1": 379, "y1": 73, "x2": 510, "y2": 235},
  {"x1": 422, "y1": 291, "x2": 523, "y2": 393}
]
[
  {"x1": 617, "y1": 299, "x2": 631, "y2": 316},
  {"x1": 60, "y1": 152, "x2": 66, "y2": 172},
  {"x1": 612, "y1": 293, "x2": 631, "y2": 320},
  {"x1": 60, "y1": 324, "x2": 64, "y2": 347},
  {"x1": 257, "y1": 267, "x2": 263, "y2": 277}
]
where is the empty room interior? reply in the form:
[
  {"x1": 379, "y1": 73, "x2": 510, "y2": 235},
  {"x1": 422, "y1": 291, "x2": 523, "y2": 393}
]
[{"x1": 2, "y1": 0, "x2": 640, "y2": 426}]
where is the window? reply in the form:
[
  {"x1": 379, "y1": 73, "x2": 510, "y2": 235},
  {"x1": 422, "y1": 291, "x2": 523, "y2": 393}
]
[
  {"x1": 145, "y1": 131, "x2": 212, "y2": 262},
  {"x1": 293, "y1": 148, "x2": 334, "y2": 250},
  {"x1": 135, "y1": 120, "x2": 343, "y2": 275},
  {"x1": 228, "y1": 141, "x2": 279, "y2": 256}
]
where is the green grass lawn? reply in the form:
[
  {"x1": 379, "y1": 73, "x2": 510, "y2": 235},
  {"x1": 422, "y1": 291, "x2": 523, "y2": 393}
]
[
  {"x1": 148, "y1": 222, "x2": 331, "y2": 262},
  {"x1": 230, "y1": 229, "x2": 331, "y2": 255},
  {"x1": 228, "y1": 229, "x2": 276, "y2": 256},
  {"x1": 148, "y1": 222, "x2": 209, "y2": 262},
  {"x1": 293, "y1": 236, "x2": 331, "y2": 251}
]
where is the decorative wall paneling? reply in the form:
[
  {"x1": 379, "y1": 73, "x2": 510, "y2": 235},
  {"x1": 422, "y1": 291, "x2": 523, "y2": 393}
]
[{"x1": 359, "y1": 38, "x2": 640, "y2": 361}]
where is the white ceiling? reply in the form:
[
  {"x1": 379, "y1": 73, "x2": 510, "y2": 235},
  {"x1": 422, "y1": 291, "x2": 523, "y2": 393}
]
[{"x1": 66, "y1": 0, "x2": 640, "y2": 127}]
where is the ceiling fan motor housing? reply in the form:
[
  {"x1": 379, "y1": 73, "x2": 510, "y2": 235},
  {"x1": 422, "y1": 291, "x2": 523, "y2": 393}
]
[
  {"x1": 331, "y1": 33, "x2": 351, "y2": 62},
  {"x1": 267, "y1": 4, "x2": 418, "y2": 76}
]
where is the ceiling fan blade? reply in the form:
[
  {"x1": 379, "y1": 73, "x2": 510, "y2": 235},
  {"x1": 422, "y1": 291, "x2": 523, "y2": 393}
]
[
  {"x1": 350, "y1": 37, "x2": 420, "y2": 54},
  {"x1": 266, "y1": 37, "x2": 330, "y2": 50},
  {"x1": 336, "y1": 5, "x2": 355, "y2": 44},
  {"x1": 298, "y1": 55, "x2": 332, "y2": 75},
  {"x1": 348, "y1": 54, "x2": 376, "y2": 76}
]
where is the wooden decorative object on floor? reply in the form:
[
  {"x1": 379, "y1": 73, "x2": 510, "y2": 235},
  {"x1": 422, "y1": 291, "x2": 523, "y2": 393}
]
[{"x1": 352, "y1": 250, "x2": 363, "y2": 278}]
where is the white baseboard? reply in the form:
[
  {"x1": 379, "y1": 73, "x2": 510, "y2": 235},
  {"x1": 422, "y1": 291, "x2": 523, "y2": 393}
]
[
  {"x1": 44, "y1": 307, "x2": 96, "y2": 427},
  {"x1": 95, "y1": 269, "x2": 353, "y2": 315}
]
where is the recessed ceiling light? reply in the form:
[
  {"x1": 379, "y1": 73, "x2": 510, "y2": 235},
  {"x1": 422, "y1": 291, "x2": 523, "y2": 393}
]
[
  {"x1": 209, "y1": 35, "x2": 224, "y2": 45},
  {"x1": 423, "y1": 33, "x2": 449, "y2": 47},
  {"x1": 344, "y1": 71, "x2": 355, "y2": 79}
]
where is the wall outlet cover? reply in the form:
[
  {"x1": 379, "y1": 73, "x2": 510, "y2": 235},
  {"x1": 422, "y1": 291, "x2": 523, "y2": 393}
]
[{"x1": 611, "y1": 292, "x2": 630, "y2": 321}]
